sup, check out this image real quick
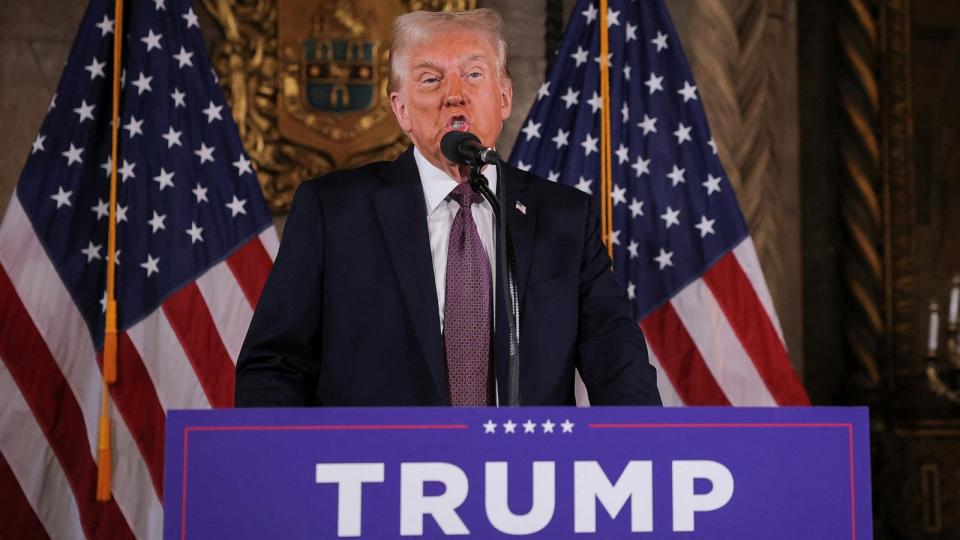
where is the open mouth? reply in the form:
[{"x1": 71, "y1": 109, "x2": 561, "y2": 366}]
[{"x1": 449, "y1": 115, "x2": 468, "y2": 131}]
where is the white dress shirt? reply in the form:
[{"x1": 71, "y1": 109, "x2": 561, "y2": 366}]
[{"x1": 414, "y1": 146, "x2": 496, "y2": 330}]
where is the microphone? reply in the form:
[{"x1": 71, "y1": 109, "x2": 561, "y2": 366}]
[{"x1": 440, "y1": 131, "x2": 501, "y2": 166}]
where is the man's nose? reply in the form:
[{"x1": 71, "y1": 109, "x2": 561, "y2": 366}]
[{"x1": 443, "y1": 76, "x2": 466, "y2": 106}]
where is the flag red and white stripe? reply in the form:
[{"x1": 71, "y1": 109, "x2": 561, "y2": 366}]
[{"x1": 0, "y1": 195, "x2": 277, "y2": 539}]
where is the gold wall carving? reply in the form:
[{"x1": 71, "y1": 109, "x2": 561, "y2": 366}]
[{"x1": 203, "y1": 0, "x2": 476, "y2": 213}]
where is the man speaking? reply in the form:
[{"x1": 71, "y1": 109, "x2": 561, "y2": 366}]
[{"x1": 235, "y1": 9, "x2": 661, "y2": 407}]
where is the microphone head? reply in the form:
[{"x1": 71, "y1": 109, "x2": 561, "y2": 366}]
[{"x1": 440, "y1": 130, "x2": 481, "y2": 165}]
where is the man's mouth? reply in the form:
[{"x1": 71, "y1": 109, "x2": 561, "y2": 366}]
[{"x1": 449, "y1": 116, "x2": 468, "y2": 131}]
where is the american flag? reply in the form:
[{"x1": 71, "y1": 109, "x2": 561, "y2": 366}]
[
  {"x1": 0, "y1": 0, "x2": 277, "y2": 537},
  {"x1": 510, "y1": 0, "x2": 809, "y2": 406}
]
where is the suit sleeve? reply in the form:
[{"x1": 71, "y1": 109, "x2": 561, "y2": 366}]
[
  {"x1": 575, "y1": 195, "x2": 663, "y2": 405},
  {"x1": 235, "y1": 182, "x2": 324, "y2": 406}
]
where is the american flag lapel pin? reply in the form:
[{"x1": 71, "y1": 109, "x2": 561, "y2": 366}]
[{"x1": 515, "y1": 201, "x2": 527, "y2": 215}]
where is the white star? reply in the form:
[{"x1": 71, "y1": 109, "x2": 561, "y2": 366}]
[
  {"x1": 48, "y1": 93, "x2": 56, "y2": 111},
  {"x1": 631, "y1": 155, "x2": 651, "y2": 177},
  {"x1": 162, "y1": 127, "x2": 182, "y2": 148},
  {"x1": 629, "y1": 198, "x2": 644, "y2": 218},
  {"x1": 153, "y1": 0, "x2": 166, "y2": 10},
  {"x1": 667, "y1": 165, "x2": 686, "y2": 186},
  {"x1": 652, "y1": 31, "x2": 669, "y2": 52},
  {"x1": 516, "y1": 161, "x2": 531, "y2": 172},
  {"x1": 609, "y1": 229, "x2": 621, "y2": 246},
  {"x1": 62, "y1": 143, "x2": 83, "y2": 166},
  {"x1": 91, "y1": 198, "x2": 109, "y2": 220},
  {"x1": 570, "y1": 46, "x2": 589, "y2": 67},
  {"x1": 81, "y1": 241, "x2": 102, "y2": 263},
  {"x1": 100, "y1": 291, "x2": 107, "y2": 313},
  {"x1": 233, "y1": 154, "x2": 253, "y2": 175},
  {"x1": 195, "y1": 143, "x2": 215, "y2": 164},
  {"x1": 575, "y1": 176, "x2": 593, "y2": 195},
  {"x1": 131, "y1": 72, "x2": 153, "y2": 95},
  {"x1": 202, "y1": 101, "x2": 223, "y2": 123},
  {"x1": 123, "y1": 116, "x2": 144, "y2": 138},
  {"x1": 547, "y1": 170, "x2": 560, "y2": 182},
  {"x1": 148, "y1": 211, "x2": 166, "y2": 234},
  {"x1": 645, "y1": 72, "x2": 664, "y2": 94},
  {"x1": 101, "y1": 155, "x2": 112, "y2": 177},
  {"x1": 171, "y1": 87, "x2": 186, "y2": 108},
  {"x1": 141, "y1": 254, "x2": 160, "y2": 277},
  {"x1": 522, "y1": 420, "x2": 537, "y2": 433},
  {"x1": 226, "y1": 195, "x2": 247, "y2": 217},
  {"x1": 183, "y1": 7, "x2": 200, "y2": 29},
  {"x1": 561, "y1": 419, "x2": 575, "y2": 433},
  {"x1": 192, "y1": 184, "x2": 209, "y2": 203},
  {"x1": 502, "y1": 420, "x2": 517, "y2": 434},
  {"x1": 654, "y1": 248, "x2": 674, "y2": 270},
  {"x1": 153, "y1": 167, "x2": 175, "y2": 191},
  {"x1": 615, "y1": 143, "x2": 630, "y2": 164},
  {"x1": 678, "y1": 81, "x2": 699, "y2": 102},
  {"x1": 582, "y1": 3, "x2": 598, "y2": 24},
  {"x1": 96, "y1": 14, "x2": 114, "y2": 37},
  {"x1": 611, "y1": 184, "x2": 626, "y2": 205},
  {"x1": 85, "y1": 57, "x2": 106, "y2": 80},
  {"x1": 708, "y1": 138, "x2": 718, "y2": 155},
  {"x1": 626, "y1": 22, "x2": 638, "y2": 42},
  {"x1": 521, "y1": 119, "x2": 541, "y2": 141},
  {"x1": 623, "y1": 63, "x2": 631, "y2": 81},
  {"x1": 627, "y1": 281, "x2": 636, "y2": 300},
  {"x1": 536, "y1": 82, "x2": 550, "y2": 100},
  {"x1": 674, "y1": 122, "x2": 693, "y2": 144},
  {"x1": 660, "y1": 206, "x2": 681, "y2": 229},
  {"x1": 638, "y1": 114, "x2": 658, "y2": 135},
  {"x1": 594, "y1": 52, "x2": 613, "y2": 68},
  {"x1": 31, "y1": 133, "x2": 45, "y2": 154},
  {"x1": 173, "y1": 46, "x2": 194, "y2": 68},
  {"x1": 552, "y1": 128, "x2": 570, "y2": 149},
  {"x1": 621, "y1": 102, "x2": 630, "y2": 123},
  {"x1": 483, "y1": 420, "x2": 497, "y2": 434},
  {"x1": 695, "y1": 215, "x2": 716, "y2": 238},
  {"x1": 51, "y1": 186, "x2": 73, "y2": 208},
  {"x1": 581, "y1": 133, "x2": 599, "y2": 156},
  {"x1": 73, "y1": 100, "x2": 95, "y2": 123},
  {"x1": 541, "y1": 419, "x2": 556, "y2": 433},
  {"x1": 703, "y1": 174, "x2": 723, "y2": 195},
  {"x1": 560, "y1": 87, "x2": 580, "y2": 109},
  {"x1": 586, "y1": 92, "x2": 602, "y2": 113},
  {"x1": 118, "y1": 159, "x2": 136, "y2": 182},
  {"x1": 116, "y1": 205, "x2": 128, "y2": 223},
  {"x1": 627, "y1": 240, "x2": 639, "y2": 259},
  {"x1": 141, "y1": 29, "x2": 163, "y2": 51},
  {"x1": 606, "y1": 8, "x2": 620, "y2": 27},
  {"x1": 185, "y1": 221, "x2": 204, "y2": 244}
]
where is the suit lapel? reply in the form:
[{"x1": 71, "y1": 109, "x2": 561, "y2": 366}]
[{"x1": 371, "y1": 149, "x2": 446, "y2": 401}]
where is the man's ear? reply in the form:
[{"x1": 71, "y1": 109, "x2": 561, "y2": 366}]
[
  {"x1": 499, "y1": 80, "x2": 513, "y2": 121},
  {"x1": 390, "y1": 92, "x2": 412, "y2": 132}
]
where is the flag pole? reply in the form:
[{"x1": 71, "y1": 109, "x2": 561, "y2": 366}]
[
  {"x1": 97, "y1": 0, "x2": 124, "y2": 502},
  {"x1": 598, "y1": 0, "x2": 614, "y2": 260}
]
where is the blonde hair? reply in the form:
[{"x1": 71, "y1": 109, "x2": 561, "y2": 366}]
[{"x1": 388, "y1": 9, "x2": 510, "y2": 93}]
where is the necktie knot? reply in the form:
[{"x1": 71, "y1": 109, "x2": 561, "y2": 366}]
[{"x1": 448, "y1": 182, "x2": 483, "y2": 208}]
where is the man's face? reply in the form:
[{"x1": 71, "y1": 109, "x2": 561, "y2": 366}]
[{"x1": 389, "y1": 29, "x2": 512, "y2": 172}]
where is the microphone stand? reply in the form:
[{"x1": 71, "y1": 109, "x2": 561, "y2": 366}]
[{"x1": 468, "y1": 162, "x2": 521, "y2": 406}]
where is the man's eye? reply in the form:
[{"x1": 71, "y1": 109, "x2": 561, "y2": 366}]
[
  {"x1": 467, "y1": 71, "x2": 482, "y2": 79},
  {"x1": 422, "y1": 76, "x2": 440, "y2": 84}
]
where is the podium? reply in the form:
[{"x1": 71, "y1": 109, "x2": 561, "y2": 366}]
[{"x1": 164, "y1": 407, "x2": 872, "y2": 539}]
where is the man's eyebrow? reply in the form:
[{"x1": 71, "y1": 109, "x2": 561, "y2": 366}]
[{"x1": 410, "y1": 61, "x2": 443, "y2": 73}]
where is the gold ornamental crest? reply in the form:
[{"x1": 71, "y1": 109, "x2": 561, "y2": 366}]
[{"x1": 203, "y1": 0, "x2": 477, "y2": 213}]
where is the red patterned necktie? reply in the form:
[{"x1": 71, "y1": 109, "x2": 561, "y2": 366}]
[{"x1": 444, "y1": 183, "x2": 492, "y2": 406}]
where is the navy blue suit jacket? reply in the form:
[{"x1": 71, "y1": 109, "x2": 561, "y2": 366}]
[{"x1": 235, "y1": 147, "x2": 661, "y2": 406}]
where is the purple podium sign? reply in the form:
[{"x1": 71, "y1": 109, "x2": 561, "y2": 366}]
[{"x1": 163, "y1": 407, "x2": 871, "y2": 539}]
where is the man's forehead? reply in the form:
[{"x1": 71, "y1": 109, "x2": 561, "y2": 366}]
[{"x1": 409, "y1": 53, "x2": 493, "y2": 71}]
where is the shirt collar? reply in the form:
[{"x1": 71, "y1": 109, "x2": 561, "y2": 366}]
[{"x1": 414, "y1": 145, "x2": 498, "y2": 215}]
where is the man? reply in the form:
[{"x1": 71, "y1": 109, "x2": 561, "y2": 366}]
[{"x1": 235, "y1": 9, "x2": 661, "y2": 407}]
